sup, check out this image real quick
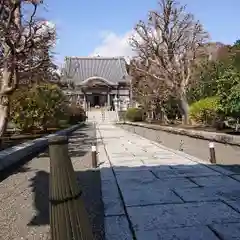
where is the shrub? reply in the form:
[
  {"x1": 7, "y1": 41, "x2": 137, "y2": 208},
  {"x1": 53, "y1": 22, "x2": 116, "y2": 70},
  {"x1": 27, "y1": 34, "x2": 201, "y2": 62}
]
[
  {"x1": 125, "y1": 108, "x2": 143, "y2": 122},
  {"x1": 10, "y1": 84, "x2": 68, "y2": 132},
  {"x1": 216, "y1": 70, "x2": 240, "y2": 120},
  {"x1": 189, "y1": 97, "x2": 220, "y2": 125},
  {"x1": 67, "y1": 103, "x2": 86, "y2": 124}
]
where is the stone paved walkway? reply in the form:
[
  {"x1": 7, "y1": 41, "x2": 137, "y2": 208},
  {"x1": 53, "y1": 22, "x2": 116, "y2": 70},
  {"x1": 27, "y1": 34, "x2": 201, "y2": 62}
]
[{"x1": 97, "y1": 122, "x2": 240, "y2": 240}]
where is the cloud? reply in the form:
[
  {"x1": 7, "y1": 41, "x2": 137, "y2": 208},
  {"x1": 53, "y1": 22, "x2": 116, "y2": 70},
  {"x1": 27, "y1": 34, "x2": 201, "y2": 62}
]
[{"x1": 91, "y1": 31, "x2": 136, "y2": 63}]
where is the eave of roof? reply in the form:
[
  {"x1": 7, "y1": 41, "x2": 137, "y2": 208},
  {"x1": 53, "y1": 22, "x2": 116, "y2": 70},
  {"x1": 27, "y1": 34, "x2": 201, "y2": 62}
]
[{"x1": 61, "y1": 56, "x2": 130, "y2": 85}]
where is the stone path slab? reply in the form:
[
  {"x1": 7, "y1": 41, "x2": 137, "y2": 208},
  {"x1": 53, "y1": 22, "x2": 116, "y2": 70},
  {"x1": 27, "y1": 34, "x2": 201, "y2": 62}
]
[
  {"x1": 127, "y1": 201, "x2": 240, "y2": 229},
  {"x1": 101, "y1": 179, "x2": 125, "y2": 216},
  {"x1": 152, "y1": 165, "x2": 221, "y2": 178},
  {"x1": 190, "y1": 175, "x2": 240, "y2": 187},
  {"x1": 232, "y1": 174, "x2": 240, "y2": 181},
  {"x1": 119, "y1": 180, "x2": 184, "y2": 207},
  {"x1": 136, "y1": 226, "x2": 219, "y2": 240},
  {"x1": 211, "y1": 223, "x2": 240, "y2": 239},
  {"x1": 104, "y1": 215, "x2": 132, "y2": 240},
  {"x1": 97, "y1": 122, "x2": 240, "y2": 240},
  {"x1": 225, "y1": 200, "x2": 240, "y2": 212},
  {"x1": 175, "y1": 185, "x2": 240, "y2": 202}
]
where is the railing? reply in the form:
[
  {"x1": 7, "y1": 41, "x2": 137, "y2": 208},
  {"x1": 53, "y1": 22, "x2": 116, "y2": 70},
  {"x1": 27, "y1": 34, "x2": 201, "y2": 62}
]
[{"x1": 48, "y1": 135, "x2": 94, "y2": 240}]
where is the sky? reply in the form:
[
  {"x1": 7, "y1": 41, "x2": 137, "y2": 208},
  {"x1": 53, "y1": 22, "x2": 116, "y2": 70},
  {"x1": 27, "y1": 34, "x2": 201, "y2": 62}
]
[{"x1": 39, "y1": 0, "x2": 240, "y2": 65}]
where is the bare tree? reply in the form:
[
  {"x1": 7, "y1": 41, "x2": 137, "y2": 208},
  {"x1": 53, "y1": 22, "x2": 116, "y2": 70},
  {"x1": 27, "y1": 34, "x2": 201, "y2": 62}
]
[
  {"x1": 0, "y1": 0, "x2": 55, "y2": 137},
  {"x1": 130, "y1": 59, "x2": 153, "y2": 113},
  {"x1": 130, "y1": 0, "x2": 209, "y2": 124},
  {"x1": 130, "y1": 58, "x2": 171, "y2": 122}
]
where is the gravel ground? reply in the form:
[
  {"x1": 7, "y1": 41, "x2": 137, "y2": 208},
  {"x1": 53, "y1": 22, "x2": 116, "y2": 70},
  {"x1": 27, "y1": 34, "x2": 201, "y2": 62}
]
[{"x1": 0, "y1": 123, "x2": 104, "y2": 240}]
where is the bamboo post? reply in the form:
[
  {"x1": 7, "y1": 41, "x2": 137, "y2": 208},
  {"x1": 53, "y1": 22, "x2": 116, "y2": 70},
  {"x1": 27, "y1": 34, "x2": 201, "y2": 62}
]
[
  {"x1": 48, "y1": 135, "x2": 93, "y2": 240},
  {"x1": 92, "y1": 121, "x2": 97, "y2": 168},
  {"x1": 91, "y1": 145, "x2": 97, "y2": 168}
]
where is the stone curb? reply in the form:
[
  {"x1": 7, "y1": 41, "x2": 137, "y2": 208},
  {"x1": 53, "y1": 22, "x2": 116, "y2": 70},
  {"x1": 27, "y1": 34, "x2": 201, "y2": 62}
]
[
  {"x1": 117, "y1": 121, "x2": 240, "y2": 147},
  {"x1": 0, "y1": 123, "x2": 85, "y2": 171}
]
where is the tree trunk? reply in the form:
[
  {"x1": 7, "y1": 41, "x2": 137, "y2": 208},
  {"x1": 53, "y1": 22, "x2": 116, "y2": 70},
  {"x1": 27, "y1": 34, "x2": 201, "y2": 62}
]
[
  {"x1": 0, "y1": 4, "x2": 22, "y2": 142},
  {"x1": 236, "y1": 118, "x2": 239, "y2": 132},
  {"x1": 162, "y1": 108, "x2": 170, "y2": 124},
  {"x1": 179, "y1": 94, "x2": 189, "y2": 125},
  {"x1": 0, "y1": 95, "x2": 10, "y2": 140}
]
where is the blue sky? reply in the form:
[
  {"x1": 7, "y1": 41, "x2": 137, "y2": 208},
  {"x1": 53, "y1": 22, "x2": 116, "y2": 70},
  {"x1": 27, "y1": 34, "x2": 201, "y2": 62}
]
[{"x1": 40, "y1": 0, "x2": 240, "y2": 64}]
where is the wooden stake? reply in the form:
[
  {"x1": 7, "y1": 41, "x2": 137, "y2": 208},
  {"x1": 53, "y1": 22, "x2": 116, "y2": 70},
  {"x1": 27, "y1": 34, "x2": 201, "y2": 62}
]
[
  {"x1": 92, "y1": 145, "x2": 97, "y2": 168},
  {"x1": 209, "y1": 142, "x2": 216, "y2": 164}
]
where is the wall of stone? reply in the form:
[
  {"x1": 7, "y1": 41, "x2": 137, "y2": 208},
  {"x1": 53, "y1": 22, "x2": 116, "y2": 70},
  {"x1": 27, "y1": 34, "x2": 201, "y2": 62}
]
[{"x1": 119, "y1": 123, "x2": 240, "y2": 165}]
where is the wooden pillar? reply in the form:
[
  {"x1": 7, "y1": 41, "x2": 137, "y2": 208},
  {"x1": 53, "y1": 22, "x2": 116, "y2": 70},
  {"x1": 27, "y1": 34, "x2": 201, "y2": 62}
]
[
  {"x1": 82, "y1": 92, "x2": 86, "y2": 111},
  {"x1": 129, "y1": 82, "x2": 132, "y2": 107},
  {"x1": 107, "y1": 92, "x2": 110, "y2": 108},
  {"x1": 117, "y1": 85, "x2": 119, "y2": 98},
  {"x1": 69, "y1": 95, "x2": 73, "y2": 104}
]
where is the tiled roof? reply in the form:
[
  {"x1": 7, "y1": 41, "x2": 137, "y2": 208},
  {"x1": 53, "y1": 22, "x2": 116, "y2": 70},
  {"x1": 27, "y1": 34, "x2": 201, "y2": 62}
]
[{"x1": 61, "y1": 57, "x2": 130, "y2": 85}]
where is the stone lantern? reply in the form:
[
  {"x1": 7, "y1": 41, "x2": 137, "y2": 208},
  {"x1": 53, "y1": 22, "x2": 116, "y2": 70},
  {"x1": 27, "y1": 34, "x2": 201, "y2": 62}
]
[{"x1": 122, "y1": 97, "x2": 130, "y2": 111}]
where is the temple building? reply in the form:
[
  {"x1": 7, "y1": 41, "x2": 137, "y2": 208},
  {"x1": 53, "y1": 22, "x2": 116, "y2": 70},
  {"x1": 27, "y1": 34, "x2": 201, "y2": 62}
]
[{"x1": 61, "y1": 56, "x2": 131, "y2": 109}]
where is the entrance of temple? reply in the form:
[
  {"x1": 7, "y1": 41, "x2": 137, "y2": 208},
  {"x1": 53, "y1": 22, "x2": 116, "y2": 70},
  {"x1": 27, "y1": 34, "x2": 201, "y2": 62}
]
[
  {"x1": 83, "y1": 80, "x2": 110, "y2": 107},
  {"x1": 93, "y1": 95, "x2": 100, "y2": 106}
]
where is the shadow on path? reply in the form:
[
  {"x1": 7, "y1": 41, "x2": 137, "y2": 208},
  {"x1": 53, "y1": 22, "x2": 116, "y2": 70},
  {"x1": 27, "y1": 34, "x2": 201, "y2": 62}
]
[
  {"x1": 0, "y1": 149, "x2": 46, "y2": 182},
  {"x1": 99, "y1": 162, "x2": 240, "y2": 239}
]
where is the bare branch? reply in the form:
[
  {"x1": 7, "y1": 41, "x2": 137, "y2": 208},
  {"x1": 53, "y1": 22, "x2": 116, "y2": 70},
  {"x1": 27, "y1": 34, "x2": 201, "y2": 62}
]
[
  {"x1": 0, "y1": 0, "x2": 55, "y2": 91},
  {"x1": 130, "y1": 0, "x2": 209, "y2": 99}
]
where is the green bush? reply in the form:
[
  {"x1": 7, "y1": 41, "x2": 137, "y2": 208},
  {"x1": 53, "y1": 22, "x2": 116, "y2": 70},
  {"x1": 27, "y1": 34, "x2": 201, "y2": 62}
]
[
  {"x1": 67, "y1": 103, "x2": 86, "y2": 124},
  {"x1": 216, "y1": 70, "x2": 240, "y2": 119},
  {"x1": 10, "y1": 84, "x2": 68, "y2": 132},
  {"x1": 189, "y1": 97, "x2": 220, "y2": 125},
  {"x1": 125, "y1": 108, "x2": 143, "y2": 122}
]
